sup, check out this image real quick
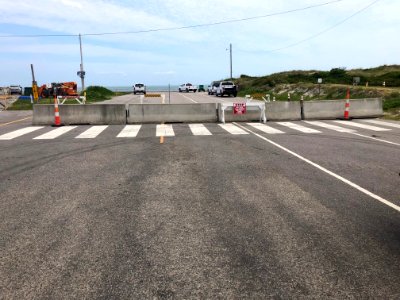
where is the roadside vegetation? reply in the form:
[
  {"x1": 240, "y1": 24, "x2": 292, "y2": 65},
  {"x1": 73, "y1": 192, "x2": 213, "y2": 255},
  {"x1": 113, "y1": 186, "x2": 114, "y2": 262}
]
[{"x1": 232, "y1": 65, "x2": 400, "y2": 120}]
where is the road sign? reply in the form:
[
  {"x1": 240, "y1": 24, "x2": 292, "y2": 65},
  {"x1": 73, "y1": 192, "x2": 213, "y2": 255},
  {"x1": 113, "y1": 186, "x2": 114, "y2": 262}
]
[{"x1": 233, "y1": 103, "x2": 246, "y2": 114}]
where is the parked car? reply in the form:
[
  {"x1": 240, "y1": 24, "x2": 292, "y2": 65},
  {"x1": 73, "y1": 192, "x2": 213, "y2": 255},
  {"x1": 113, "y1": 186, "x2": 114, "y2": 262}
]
[
  {"x1": 133, "y1": 83, "x2": 146, "y2": 94},
  {"x1": 9, "y1": 85, "x2": 23, "y2": 95},
  {"x1": 215, "y1": 81, "x2": 237, "y2": 97},
  {"x1": 178, "y1": 83, "x2": 197, "y2": 93},
  {"x1": 208, "y1": 81, "x2": 220, "y2": 95}
]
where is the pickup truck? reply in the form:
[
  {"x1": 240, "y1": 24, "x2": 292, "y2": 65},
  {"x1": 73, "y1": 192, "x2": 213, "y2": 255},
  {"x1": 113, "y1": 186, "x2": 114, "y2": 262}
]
[
  {"x1": 178, "y1": 83, "x2": 197, "y2": 93},
  {"x1": 133, "y1": 83, "x2": 146, "y2": 94},
  {"x1": 9, "y1": 85, "x2": 23, "y2": 95},
  {"x1": 215, "y1": 81, "x2": 237, "y2": 97}
]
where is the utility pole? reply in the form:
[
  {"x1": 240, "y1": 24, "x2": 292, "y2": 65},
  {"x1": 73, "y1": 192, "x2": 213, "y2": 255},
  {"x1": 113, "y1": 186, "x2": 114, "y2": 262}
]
[
  {"x1": 229, "y1": 43, "x2": 233, "y2": 80},
  {"x1": 77, "y1": 33, "x2": 86, "y2": 93}
]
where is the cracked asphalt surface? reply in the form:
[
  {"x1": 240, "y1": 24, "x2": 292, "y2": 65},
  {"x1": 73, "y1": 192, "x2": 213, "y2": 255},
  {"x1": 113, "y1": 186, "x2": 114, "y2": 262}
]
[{"x1": 1, "y1": 112, "x2": 399, "y2": 299}]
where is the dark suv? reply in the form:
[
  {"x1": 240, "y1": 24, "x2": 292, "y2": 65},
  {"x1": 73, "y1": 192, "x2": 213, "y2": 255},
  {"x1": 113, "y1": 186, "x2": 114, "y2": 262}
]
[{"x1": 215, "y1": 81, "x2": 237, "y2": 97}]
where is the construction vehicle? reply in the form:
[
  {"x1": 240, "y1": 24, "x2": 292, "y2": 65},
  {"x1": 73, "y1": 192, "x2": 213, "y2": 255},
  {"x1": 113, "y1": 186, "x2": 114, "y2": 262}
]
[{"x1": 38, "y1": 82, "x2": 78, "y2": 98}]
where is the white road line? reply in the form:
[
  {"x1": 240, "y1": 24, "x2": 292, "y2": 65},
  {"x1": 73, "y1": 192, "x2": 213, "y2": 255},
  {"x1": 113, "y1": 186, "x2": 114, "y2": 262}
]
[
  {"x1": 180, "y1": 93, "x2": 198, "y2": 103},
  {"x1": 75, "y1": 126, "x2": 108, "y2": 139},
  {"x1": 277, "y1": 122, "x2": 321, "y2": 133},
  {"x1": 361, "y1": 119, "x2": 400, "y2": 129},
  {"x1": 247, "y1": 123, "x2": 285, "y2": 134},
  {"x1": 156, "y1": 124, "x2": 175, "y2": 137},
  {"x1": 33, "y1": 126, "x2": 77, "y2": 140},
  {"x1": 219, "y1": 124, "x2": 249, "y2": 135},
  {"x1": 304, "y1": 121, "x2": 356, "y2": 133},
  {"x1": 334, "y1": 121, "x2": 391, "y2": 131},
  {"x1": 0, "y1": 126, "x2": 44, "y2": 140},
  {"x1": 117, "y1": 125, "x2": 142, "y2": 138},
  {"x1": 189, "y1": 124, "x2": 212, "y2": 136},
  {"x1": 350, "y1": 133, "x2": 400, "y2": 146},
  {"x1": 234, "y1": 122, "x2": 400, "y2": 213}
]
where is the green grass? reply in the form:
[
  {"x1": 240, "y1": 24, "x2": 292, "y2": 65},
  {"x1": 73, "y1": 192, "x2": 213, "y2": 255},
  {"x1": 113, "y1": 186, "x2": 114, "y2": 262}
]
[{"x1": 85, "y1": 86, "x2": 115, "y2": 101}]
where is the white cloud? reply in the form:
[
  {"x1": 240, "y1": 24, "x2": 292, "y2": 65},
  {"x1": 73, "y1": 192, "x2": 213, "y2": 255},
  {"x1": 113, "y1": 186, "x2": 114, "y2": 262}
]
[{"x1": 0, "y1": 0, "x2": 399, "y2": 86}]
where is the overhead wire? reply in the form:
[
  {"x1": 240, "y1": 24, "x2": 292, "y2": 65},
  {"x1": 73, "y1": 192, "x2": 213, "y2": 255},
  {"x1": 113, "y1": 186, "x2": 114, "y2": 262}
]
[
  {"x1": 0, "y1": 0, "x2": 343, "y2": 38},
  {"x1": 265, "y1": 0, "x2": 382, "y2": 52}
]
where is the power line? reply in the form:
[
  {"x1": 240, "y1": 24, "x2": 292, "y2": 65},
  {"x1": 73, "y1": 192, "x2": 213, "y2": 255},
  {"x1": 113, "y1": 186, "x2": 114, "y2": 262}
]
[
  {"x1": 266, "y1": 0, "x2": 382, "y2": 52},
  {"x1": 0, "y1": 0, "x2": 343, "y2": 38}
]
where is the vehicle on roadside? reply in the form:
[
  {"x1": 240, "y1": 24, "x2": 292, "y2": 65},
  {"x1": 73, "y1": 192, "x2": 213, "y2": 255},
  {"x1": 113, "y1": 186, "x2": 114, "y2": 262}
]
[
  {"x1": 208, "y1": 81, "x2": 220, "y2": 95},
  {"x1": 9, "y1": 85, "x2": 23, "y2": 95},
  {"x1": 178, "y1": 83, "x2": 197, "y2": 93},
  {"x1": 215, "y1": 81, "x2": 237, "y2": 97},
  {"x1": 133, "y1": 83, "x2": 146, "y2": 94}
]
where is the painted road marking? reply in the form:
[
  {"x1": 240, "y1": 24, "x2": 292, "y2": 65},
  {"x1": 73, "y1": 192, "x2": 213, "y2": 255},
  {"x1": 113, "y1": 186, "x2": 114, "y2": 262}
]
[
  {"x1": 117, "y1": 125, "x2": 142, "y2": 138},
  {"x1": 334, "y1": 121, "x2": 391, "y2": 131},
  {"x1": 304, "y1": 121, "x2": 356, "y2": 133},
  {"x1": 189, "y1": 124, "x2": 212, "y2": 136},
  {"x1": 277, "y1": 122, "x2": 321, "y2": 133},
  {"x1": 0, "y1": 116, "x2": 31, "y2": 127},
  {"x1": 156, "y1": 124, "x2": 175, "y2": 137},
  {"x1": 180, "y1": 93, "x2": 198, "y2": 103},
  {"x1": 0, "y1": 126, "x2": 44, "y2": 140},
  {"x1": 247, "y1": 123, "x2": 284, "y2": 134},
  {"x1": 75, "y1": 126, "x2": 108, "y2": 139},
  {"x1": 361, "y1": 119, "x2": 400, "y2": 129},
  {"x1": 234, "y1": 122, "x2": 400, "y2": 213},
  {"x1": 33, "y1": 126, "x2": 77, "y2": 140},
  {"x1": 350, "y1": 133, "x2": 400, "y2": 146},
  {"x1": 219, "y1": 124, "x2": 249, "y2": 135}
]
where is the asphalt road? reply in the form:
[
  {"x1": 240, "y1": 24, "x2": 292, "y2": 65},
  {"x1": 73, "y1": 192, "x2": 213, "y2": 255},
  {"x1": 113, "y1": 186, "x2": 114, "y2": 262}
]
[
  {"x1": 1, "y1": 112, "x2": 399, "y2": 299},
  {"x1": 102, "y1": 91, "x2": 244, "y2": 104}
]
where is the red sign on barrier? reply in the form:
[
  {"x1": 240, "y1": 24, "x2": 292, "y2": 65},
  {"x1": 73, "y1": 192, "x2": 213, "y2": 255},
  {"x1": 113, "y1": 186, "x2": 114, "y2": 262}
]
[{"x1": 233, "y1": 103, "x2": 246, "y2": 115}]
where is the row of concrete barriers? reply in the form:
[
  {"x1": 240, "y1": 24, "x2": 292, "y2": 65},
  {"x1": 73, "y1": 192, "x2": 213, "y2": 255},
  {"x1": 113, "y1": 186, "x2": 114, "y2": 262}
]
[{"x1": 32, "y1": 98, "x2": 383, "y2": 125}]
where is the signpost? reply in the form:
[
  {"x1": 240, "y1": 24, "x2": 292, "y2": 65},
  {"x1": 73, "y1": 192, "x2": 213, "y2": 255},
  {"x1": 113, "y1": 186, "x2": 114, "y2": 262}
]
[
  {"x1": 317, "y1": 78, "x2": 322, "y2": 97},
  {"x1": 233, "y1": 103, "x2": 246, "y2": 115},
  {"x1": 31, "y1": 64, "x2": 39, "y2": 102}
]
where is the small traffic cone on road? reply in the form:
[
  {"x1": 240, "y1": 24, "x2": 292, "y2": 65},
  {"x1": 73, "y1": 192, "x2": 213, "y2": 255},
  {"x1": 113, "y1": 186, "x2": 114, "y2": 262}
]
[
  {"x1": 53, "y1": 95, "x2": 62, "y2": 127},
  {"x1": 344, "y1": 88, "x2": 350, "y2": 120}
]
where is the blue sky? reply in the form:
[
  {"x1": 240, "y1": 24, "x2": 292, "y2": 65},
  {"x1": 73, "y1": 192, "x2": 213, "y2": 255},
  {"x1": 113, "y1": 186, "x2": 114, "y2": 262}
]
[{"x1": 0, "y1": 0, "x2": 399, "y2": 88}]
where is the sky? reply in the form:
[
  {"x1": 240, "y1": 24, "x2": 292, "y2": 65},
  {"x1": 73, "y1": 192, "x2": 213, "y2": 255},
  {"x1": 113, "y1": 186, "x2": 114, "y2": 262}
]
[{"x1": 0, "y1": 0, "x2": 399, "y2": 88}]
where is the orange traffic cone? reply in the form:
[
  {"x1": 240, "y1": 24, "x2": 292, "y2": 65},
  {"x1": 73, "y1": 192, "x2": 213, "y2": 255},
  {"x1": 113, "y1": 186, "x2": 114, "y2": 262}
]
[
  {"x1": 344, "y1": 88, "x2": 350, "y2": 120},
  {"x1": 53, "y1": 95, "x2": 62, "y2": 126}
]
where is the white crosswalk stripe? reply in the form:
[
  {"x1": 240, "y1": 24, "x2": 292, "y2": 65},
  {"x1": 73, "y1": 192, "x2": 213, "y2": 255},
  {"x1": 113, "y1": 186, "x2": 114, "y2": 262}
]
[
  {"x1": 156, "y1": 124, "x2": 175, "y2": 137},
  {"x1": 1, "y1": 121, "x2": 399, "y2": 141},
  {"x1": 218, "y1": 124, "x2": 249, "y2": 135},
  {"x1": 334, "y1": 121, "x2": 391, "y2": 131},
  {"x1": 117, "y1": 125, "x2": 142, "y2": 138},
  {"x1": 361, "y1": 119, "x2": 400, "y2": 129},
  {"x1": 304, "y1": 121, "x2": 355, "y2": 133},
  {"x1": 189, "y1": 124, "x2": 212, "y2": 135},
  {"x1": 247, "y1": 123, "x2": 284, "y2": 134},
  {"x1": 33, "y1": 126, "x2": 77, "y2": 140},
  {"x1": 75, "y1": 126, "x2": 108, "y2": 139},
  {"x1": 277, "y1": 122, "x2": 321, "y2": 133},
  {"x1": 0, "y1": 126, "x2": 44, "y2": 140}
]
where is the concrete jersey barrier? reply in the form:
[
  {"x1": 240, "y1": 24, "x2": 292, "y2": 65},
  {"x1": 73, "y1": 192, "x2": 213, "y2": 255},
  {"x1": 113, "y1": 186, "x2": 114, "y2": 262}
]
[
  {"x1": 33, "y1": 104, "x2": 126, "y2": 125},
  {"x1": 32, "y1": 98, "x2": 383, "y2": 125},
  {"x1": 303, "y1": 98, "x2": 383, "y2": 120},
  {"x1": 127, "y1": 103, "x2": 217, "y2": 123},
  {"x1": 266, "y1": 101, "x2": 301, "y2": 121}
]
